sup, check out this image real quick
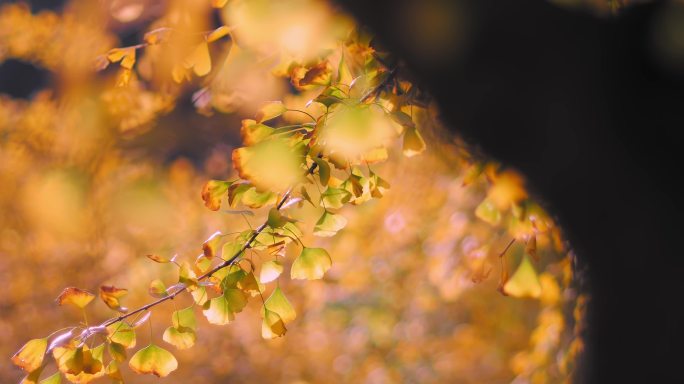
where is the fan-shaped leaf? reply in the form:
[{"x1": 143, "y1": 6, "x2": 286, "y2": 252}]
[
  {"x1": 291, "y1": 247, "x2": 332, "y2": 280},
  {"x1": 263, "y1": 287, "x2": 296, "y2": 323},
  {"x1": 313, "y1": 210, "x2": 347, "y2": 237},
  {"x1": 128, "y1": 344, "x2": 178, "y2": 378},
  {"x1": 56, "y1": 287, "x2": 94, "y2": 309},
  {"x1": 12, "y1": 338, "x2": 47, "y2": 372}
]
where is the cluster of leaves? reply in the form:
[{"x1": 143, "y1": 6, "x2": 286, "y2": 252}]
[{"x1": 9, "y1": 4, "x2": 432, "y2": 381}]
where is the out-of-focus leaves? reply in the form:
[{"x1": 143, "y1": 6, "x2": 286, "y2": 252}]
[
  {"x1": 314, "y1": 158, "x2": 331, "y2": 186},
  {"x1": 313, "y1": 210, "x2": 347, "y2": 237},
  {"x1": 475, "y1": 198, "x2": 502, "y2": 226},
  {"x1": 184, "y1": 42, "x2": 211, "y2": 77},
  {"x1": 56, "y1": 287, "x2": 95, "y2": 309},
  {"x1": 107, "y1": 47, "x2": 136, "y2": 69},
  {"x1": 148, "y1": 279, "x2": 167, "y2": 298},
  {"x1": 503, "y1": 255, "x2": 542, "y2": 299},
  {"x1": 38, "y1": 372, "x2": 61, "y2": 384},
  {"x1": 402, "y1": 127, "x2": 426, "y2": 157},
  {"x1": 321, "y1": 187, "x2": 351, "y2": 209},
  {"x1": 128, "y1": 344, "x2": 178, "y2": 377},
  {"x1": 256, "y1": 101, "x2": 287, "y2": 123},
  {"x1": 12, "y1": 338, "x2": 48, "y2": 372},
  {"x1": 291, "y1": 247, "x2": 332, "y2": 280},
  {"x1": 241, "y1": 119, "x2": 274, "y2": 146},
  {"x1": 105, "y1": 360, "x2": 122, "y2": 381},
  {"x1": 206, "y1": 26, "x2": 232, "y2": 43},
  {"x1": 526, "y1": 235, "x2": 538, "y2": 262},
  {"x1": 99, "y1": 286, "x2": 128, "y2": 313}
]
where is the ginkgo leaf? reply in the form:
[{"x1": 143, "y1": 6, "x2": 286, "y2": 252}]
[
  {"x1": 242, "y1": 187, "x2": 278, "y2": 208},
  {"x1": 256, "y1": 101, "x2": 287, "y2": 123},
  {"x1": 314, "y1": 158, "x2": 331, "y2": 186},
  {"x1": 526, "y1": 235, "x2": 538, "y2": 262},
  {"x1": 128, "y1": 344, "x2": 178, "y2": 378},
  {"x1": 171, "y1": 307, "x2": 197, "y2": 330},
  {"x1": 148, "y1": 279, "x2": 167, "y2": 298},
  {"x1": 12, "y1": 338, "x2": 48, "y2": 372},
  {"x1": 503, "y1": 255, "x2": 542, "y2": 299},
  {"x1": 267, "y1": 208, "x2": 295, "y2": 228},
  {"x1": 402, "y1": 127, "x2": 426, "y2": 157},
  {"x1": 38, "y1": 372, "x2": 61, "y2": 384},
  {"x1": 232, "y1": 138, "x2": 306, "y2": 193},
  {"x1": 52, "y1": 346, "x2": 105, "y2": 383},
  {"x1": 241, "y1": 120, "x2": 274, "y2": 146},
  {"x1": 185, "y1": 42, "x2": 211, "y2": 77},
  {"x1": 260, "y1": 260, "x2": 283, "y2": 284},
  {"x1": 201, "y1": 180, "x2": 230, "y2": 211},
  {"x1": 191, "y1": 287, "x2": 209, "y2": 306},
  {"x1": 475, "y1": 198, "x2": 501, "y2": 226},
  {"x1": 261, "y1": 308, "x2": 287, "y2": 339},
  {"x1": 369, "y1": 170, "x2": 390, "y2": 198},
  {"x1": 202, "y1": 289, "x2": 248, "y2": 325},
  {"x1": 202, "y1": 231, "x2": 223, "y2": 259},
  {"x1": 291, "y1": 247, "x2": 332, "y2": 280},
  {"x1": 263, "y1": 287, "x2": 296, "y2": 323},
  {"x1": 162, "y1": 326, "x2": 196, "y2": 350},
  {"x1": 313, "y1": 210, "x2": 347, "y2": 237},
  {"x1": 487, "y1": 170, "x2": 528, "y2": 210},
  {"x1": 179, "y1": 262, "x2": 198, "y2": 289},
  {"x1": 221, "y1": 240, "x2": 243, "y2": 262},
  {"x1": 56, "y1": 287, "x2": 95, "y2": 309},
  {"x1": 115, "y1": 68, "x2": 132, "y2": 87},
  {"x1": 143, "y1": 27, "x2": 172, "y2": 45},
  {"x1": 195, "y1": 254, "x2": 212, "y2": 273},
  {"x1": 99, "y1": 286, "x2": 128, "y2": 313},
  {"x1": 321, "y1": 187, "x2": 352, "y2": 209},
  {"x1": 106, "y1": 323, "x2": 136, "y2": 348},
  {"x1": 105, "y1": 360, "x2": 123, "y2": 381},
  {"x1": 146, "y1": 254, "x2": 172, "y2": 263},
  {"x1": 107, "y1": 342, "x2": 126, "y2": 362},
  {"x1": 237, "y1": 272, "x2": 263, "y2": 297},
  {"x1": 107, "y1": 47, "x2": 136, "y2": 69}
]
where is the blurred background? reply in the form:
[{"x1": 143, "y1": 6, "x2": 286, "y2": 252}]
[{"x1": 2, "y1": 0, "x2": 657, "y2": 382}]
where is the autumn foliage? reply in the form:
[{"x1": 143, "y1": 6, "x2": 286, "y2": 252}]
[{"x1": 1, "y1": 0, "x2": 586, "y2": 383}]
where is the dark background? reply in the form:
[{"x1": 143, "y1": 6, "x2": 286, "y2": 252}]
[
  {"x1": 2, "y1": 0, "x2": 682, "y2": 382},
  {"x1": 335, "y1": 0, "x2": 684, "y2": 382}
]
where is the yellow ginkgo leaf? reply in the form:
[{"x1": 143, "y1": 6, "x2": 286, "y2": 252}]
[
  {"x1": 291, "y1": 247, "x2": 332, "y2": 280},
  {"x1": 261, "y1": 308, "x2": 287, "y2": 339},
  {"x1": 56, "y1": 287, "x2": 94, "y2": 309},
  {"x1": 503, "y1": 255, "x2": 542, "y2": 299},
  {"x1": 232, "y1": 138, "x2": 306, "y2": 193},
  {"x1": 184, "y1": 42, "x2": 211, "y2": 77},
  {"x1": 99, "y1": 285, "x2": 128, "y2": 313},
  {"x1": 11, "y1": 338, "x2": 48, "y2": 372},
  {"x1": 201, "y1": 180, "x2": 231, "y2": 211},
  {"x1": 313, "y1": 210, "x2": 347, "y2": 237},
  {"x1": 263, "y1": 287, "x2": 296, "y2": 323},
  {"x1": 260, "y1": 260, "x2": 283, "y2": 284},
  {"x1": 128, "y1": 344, "x2": 178, "y2": 378},
  {"x1": 52, "y1": 345, "x2": 105, "y2": 383}
]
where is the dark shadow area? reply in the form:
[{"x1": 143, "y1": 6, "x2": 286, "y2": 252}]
[
  {"x1": 335, "y1": 0, "x2": 684, "y2": 382},
  {"x1": 0, "y1": 60, "x2": 51, "y2": 99}
]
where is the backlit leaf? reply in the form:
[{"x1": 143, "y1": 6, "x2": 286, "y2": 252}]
[
  {"x1": 242, "y1": 187, "x2": 278, "y2": 208},
  {"x1": 260, "y1": 260, "x2": 283, "y2": 284},
  {"x1": 195, "y1": 254, "x2": 212, "y2": 273},
  {"x1": 99, "y1": 286, "x2": 128, "y2": 313},
  {"x1": 321, "y1": 187, "x2": 351, "y2": 209},
  {"x1": 261, "y1": 308, "x2": 287, "y2": 339},
  {"x1": 162, "y1": 326, "x2": 196, "y2": 350},
  {"x1": 211, "y1": 0, "x2": 229, "y2": 8},
  {"x1": 202, "y1": 231, "x2": 223, "y2": 259},
  {"x1": 128, "y1": 344, "x2": 178, "y2": 378},
  {"x1": 202, "y1": 289, "x2": 248, "y2": 325},
  {"x1": 241, "y1": 119, "x2": 274, "y2": 146},
  {"x1": 313, "y1": 210, "x2": 347, "y2": 237},
  {"x1": 185, "y1": 42, "x2": 211, "y2": 77},
  {"x1": 56, "y1": 287, "x2": 94, "y2": 309},
  {"x1": 221, "y1": 240, "x2": 243, "y2": 262},
  {"x1": 52, "y1": 345, "x2": 105, "y2": 383},
  {"x1": 256, "y1": 101, "x2": 287, "y2": 123},
  {"x1": 148, "y1": 279, "x2": 167, "y2": 298},
  {"x1": 314, "y1": 158, "x2": 331, "y2": 186},
  {"x1": 107, "y1": 342, "x2": 126, "y2": 362},
  {"x1": 106, "y1": 323, "x2": 136, "y2": 348},
  {"x1": 503, "y1": 255, "x2": 542, "y2": 299},
  {"x1": 12, "y1": 338, "x2": 47, "y2": 372},
  {"x1": 146, "y1": 254, "x2": 171, "y2": 263},
  {"x1": 232, "y1": 138, "x2": 306, "y2": 193},
  {"x1": 206, "y1": 26, "x2": 232, "y2": 43},
  {"x1": 191, "y1": 287, "x2": 208, "y2": 306},
  {"x1": 201, "y1": 180, "x2": 230, "y2": 211},
  {"x1": 291, "y1": 247, "x2": 332, "y2": 280},
  {"x1": 105, "y1": 361, "x2": 123, "y2": 381},
  {"x1": 263, "y1": 287, "x2": 296, "y2": 323},
  {"x1": 20, "y1": 366, "x2": 44, "y2": 384},
  {"x1": 38, "y1": 372, "x2": 61, "y2": 384}
]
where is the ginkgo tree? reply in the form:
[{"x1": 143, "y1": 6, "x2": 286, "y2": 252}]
[{"x1": 5, "y1": 0, "x2": 577, "y2": 383}]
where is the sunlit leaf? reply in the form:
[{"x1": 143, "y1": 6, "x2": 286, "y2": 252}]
[
  {"x1": 105, "y1": 360, "x2": 123, "y2": 381},
  {"x1": 202, "y1": 231, "x2": 223, "y2": 259},
  {"x1": 487, "y1": 170, "x2": 528, "y2": 210},
  {"x1": 202, "y1": 289, "x2": 248, "y2": 325},
  {"x1": 256, "y1": 101, "x2": 287, "y2": 123},
  {"x1": 184, "y1": 42, "x2": 211, "y2": 76},
  {"x1": 56, "y1": 287, "x2": 94, "y2": 309},
  {"x1": 313, "y1": 210, "x2": 347, "y2": 237},
  {"x1": 162, "y1": 326, "x2": 196, "y2": 350},
  {"x1": 52, "y1": 346, "x2": 105, "y2": 383},
  {"x1": 475, "y1": 198, "x2": 501, "y2": 226},
  {"x1": 179, "y1": 262, "x2": 198, "y2": 289},
  {"x1": 242, "y1": 187, "x2": 278, "y2": 208},
  {"x1": 115, "y1": 68, "x2": 132, "y2": 87},
  {"x1": 241, "y1": 119, "x2": 274, "y2": 146},
  {"x1": 195, "y1": 254, "x2": 212, "y2": 273},
  {"x1": 232, "y1": 138, "x2": 306, "y2": 192},
  {"x1": 12, "y1": 338, "x2": 47, "y2": 372},
  {"x1": 38, "y1": 372, "x2": 61, "y2": 384},
  {"x1": 148, "y1": 279, "x2": 167, "y2": 298},
  {"x1": 107, "y1": 47, "x2": 136, "y2": 69},
  {"x1": 20, "y1": 366, "x2": 44, "y2": 384},
  {"x1": 503, "y1": 255, "x2": 542, "y2": 299},
  {"x1": 263, "y1": 287, "x2": 296, "y2": 323},
  {"x1": 146, "y1": 254, "x2": 172, "y2": 263},
  {"x1": 321, "y1": 187, "x2": 351, "y2": 209},
  {"x1": 106, "y1": 323, "x2": 136, "y2": 348},
  {"x1": 369, "y1": 170, "x2": 390, "y2": 198},
  {"x1": 260, "y1": 260, "x2": 283, "y2": 284},
  {"x1": 191, "y1": 287, "x2": 209, "y2": 306},
  {"x1": 221, "y1": 240, "x2": 243, "y2": 262},
  {"x1": 128, "y1": 344, "x2": 178, "y2": 378},
  {"x1": 291, "y1": 247, "x2": 332, "y2": 280},
  {"x1": 107, "y1": 342, "x2": 126, "y2": 362},
  {"x1": 143, "y1": 27, "x2": 172, "y2": 45},
  {"x1": 261, "y1": 308, "x2": 287, "y2": 339},
  {"x1": 237, "y1": 272, "x2": 263, "y2": 297},
  {"x1": 99, "y1": 286, "x2": 128, "y2": 313},
  {"x1": 201, "y1": 180, "x2": 231, "y2": 211}
]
